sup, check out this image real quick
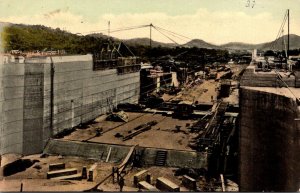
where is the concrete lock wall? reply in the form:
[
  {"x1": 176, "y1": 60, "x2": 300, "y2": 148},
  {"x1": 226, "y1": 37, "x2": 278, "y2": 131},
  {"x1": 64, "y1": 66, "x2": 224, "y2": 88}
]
[
  {"x1": 240, "y1": 66, "x2": 296, "y2": 87},
  {"x1": 0, "y1": 54, "x2": 140, "y2": 155},
  {"x1": 0, "y1": 55, "x2": 25, "y2": 155},
  {"x1": 239, "y1": 87, "x2": 300, "y2": 191},
  {"x1": 43, "y1": 55, "x2": 139, "y2": 139}
]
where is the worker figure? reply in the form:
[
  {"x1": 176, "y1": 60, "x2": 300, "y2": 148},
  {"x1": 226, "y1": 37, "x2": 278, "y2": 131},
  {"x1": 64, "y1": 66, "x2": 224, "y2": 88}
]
[
  {"x1": 95, "y1": 128, "x2": 102, "y2": 137},
  {"x1": 137, "y1": 185, "x2": 142, "y2": 192},
  {"x1": 119, "y1": 176, "x2": 125, "y2": 192},
  {"x1": 112, "y1": 167, "x2": 115, "y2": 183}
]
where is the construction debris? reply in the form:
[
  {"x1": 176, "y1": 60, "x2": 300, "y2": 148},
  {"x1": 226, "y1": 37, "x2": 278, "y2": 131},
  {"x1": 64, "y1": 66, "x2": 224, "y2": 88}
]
[
  {"x1": 88, "y1": 164, "x2": 98, "y2": 182},
  {"x1": 182, "y1": 175, "x2": 197, "y2": 190},
  {"x1": 138, "y1": 181, "x2": 159, "y2": 192},
  {"x1": 220, "y1": 174, "x2": 226, "y2": 192},
  {"x1": 106, "y1": 111, "x2": 129, "y2": 122},
  {"x1": 47, "y1": 168, "x2": 78, "y2": 179},
  {"x1": 117, "y1": 103, "x2": 145, "y2": 112},
  {"x1": 156, "y1": 177, "x2": 180, "y2": 192},
  {"x1": 49, "y1": 163, "x2": 65, "y2": 171},
  {"x1": 122, "y1": 121, "x2": 158, "y2": 141},
  {"x1": 133, "y1": 170, "x2": 149, "y2": 186},
  {"x1": 82, "y1": 166, "x2": 87, "y2": 179},
  {"x1": 2, "y1": 159, "x2": 39, "y2": 177}
]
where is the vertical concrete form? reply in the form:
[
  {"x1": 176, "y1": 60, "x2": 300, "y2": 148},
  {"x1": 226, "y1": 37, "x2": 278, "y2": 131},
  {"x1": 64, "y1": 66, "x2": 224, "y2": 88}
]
[
  {"x1": 0, "y1": 55, "x2": 25, "y2": 154},
  {"x1": 239, "y1": 87, "x2": 300, "y2": 191},
  {"x1": 23, "y1": 61, "x2": 45, "y2": 155},
  {"x1": 0, "y1": 54, "x2": 140, "y2": 155},
  {"x1": 48, "y1": 55, "x2": 139, "y2": 135}
]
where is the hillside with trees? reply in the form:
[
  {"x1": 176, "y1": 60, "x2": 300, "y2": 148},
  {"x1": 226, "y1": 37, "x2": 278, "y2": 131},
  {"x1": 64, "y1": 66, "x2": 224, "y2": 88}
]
[
  {"x1": 1, "y1": 23, "x2": 106, "y2": 54},
  {"x1": 1, "y1": 23, "x2": 231, "y2": 62}
]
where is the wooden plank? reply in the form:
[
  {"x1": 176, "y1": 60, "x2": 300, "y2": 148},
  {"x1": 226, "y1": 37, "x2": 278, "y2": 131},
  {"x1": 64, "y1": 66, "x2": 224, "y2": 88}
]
[
  {"x1": 51, "y1": 173, "x2": 82, "y2": 180},
  {"x1": 47, "y1": 168, "x2": 77, "y2": 179},
  {"x1": 138, "y1": 181, "x2": 159, "y2": 192},
  {"x1": 134, "y1": 170, "x2": 148, "y2": 186},
  {"x1": 49, "y1": 163, "x2": 65, "y2": 171},
  {"x1": 122, "y1": 121, "x2": 157, "y2": 141},
  {"x1": 123, "y1": 125, "x2": 151, "y2": 141},
  {"x1": 118, "y1": 145, "x2": 136, "y2": 173},
  {"x1": 105, "y1": 147, "x2": 112, "y2": 163},
  {"x1": 220, "y1": 174, "x2": 225, "y2": 192}
]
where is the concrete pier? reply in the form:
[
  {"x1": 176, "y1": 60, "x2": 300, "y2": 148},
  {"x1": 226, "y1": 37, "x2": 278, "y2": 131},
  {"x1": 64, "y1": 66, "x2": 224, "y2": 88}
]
[{"x1": 239, "y1": 65, "x2": 300, "y2": 191}]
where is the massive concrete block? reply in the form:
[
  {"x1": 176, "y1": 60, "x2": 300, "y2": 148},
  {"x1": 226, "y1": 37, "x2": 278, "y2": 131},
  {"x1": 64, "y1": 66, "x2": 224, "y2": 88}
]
[
  {"x1": 0, "y1": 55, "x2": 24, "y2": 155},
  {"x1": 0, "y1": 54, "x2": 140, "y2": 155},
  {"x1": 239, "y1": 87, "x2": 300, "y2": 191}
]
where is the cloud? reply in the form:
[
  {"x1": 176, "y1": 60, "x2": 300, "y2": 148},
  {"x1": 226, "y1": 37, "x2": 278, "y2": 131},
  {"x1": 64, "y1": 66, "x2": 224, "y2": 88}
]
[
  {"x1": 0, "y1": 8, "x2": 299, "y2": 44},
  {"x1": 44, "y1": 9, "x2": 61, "y2": 19}
]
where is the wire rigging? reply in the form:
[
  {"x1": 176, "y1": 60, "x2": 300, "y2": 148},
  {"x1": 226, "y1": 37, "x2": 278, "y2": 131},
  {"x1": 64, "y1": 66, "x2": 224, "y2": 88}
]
[
  {"x1": 152, "y1": 26, "x2": 180, "y2": 45},
  {"x1": 82, "y1": 24, "x2": 150, "y2": 35},
  {"x1": 154, "y1": 26, "x2": 193, "y2": 41},
  {"x1": 81, "y1": 23, "x2": 192, "y2": 46},
  {"x1": 270, "y1": 10, "x2": 288, "y2": 51}
]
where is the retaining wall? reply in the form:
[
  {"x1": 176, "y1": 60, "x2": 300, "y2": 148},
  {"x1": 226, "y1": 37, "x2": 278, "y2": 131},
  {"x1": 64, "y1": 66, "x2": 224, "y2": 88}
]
[{"x1": 44, "y1": 139, "x2": 208, "y2": 169}]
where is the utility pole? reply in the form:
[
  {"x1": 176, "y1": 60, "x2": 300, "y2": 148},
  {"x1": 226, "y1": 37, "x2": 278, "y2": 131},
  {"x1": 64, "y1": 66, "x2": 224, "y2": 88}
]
[
  {"x1": 287, "y1": 9, "x2": 289, "y2": 58},
  {"x1": 150, "y1": 23, "x2": 153, "y2": 48},
  {"x1": 108, "y1": 21, "x2": 110, "y2": 37}
]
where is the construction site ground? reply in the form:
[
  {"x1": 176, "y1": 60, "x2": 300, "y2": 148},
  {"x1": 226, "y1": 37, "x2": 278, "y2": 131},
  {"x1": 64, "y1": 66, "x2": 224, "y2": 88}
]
[
  {"x1": 0, "y1": 154, "x2": 113, "y2": 191},
  {"x1": 0, "y1": 64, "x2": 246, "y2": 192},
  {"x1": 177, "y1": 79, "x2": 218, "y2": 103},
  {"x1": 0, "y1": 154, "x2": 202, "y2": 191},
  {"x1": 62, "y1": 65, "x2": 245, "y2": 151},
  {"x1": 63, "y1": 112, "x2": 197, "y2": 151},
  {"x1": 62, "y1": 78, "x2": 226, "y2": 150}
]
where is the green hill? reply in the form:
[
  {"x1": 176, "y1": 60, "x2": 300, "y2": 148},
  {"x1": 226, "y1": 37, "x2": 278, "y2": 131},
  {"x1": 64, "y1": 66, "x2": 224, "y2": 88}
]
[{"x1": 1, "y1": 23, "x2": 107, "y2": 54}]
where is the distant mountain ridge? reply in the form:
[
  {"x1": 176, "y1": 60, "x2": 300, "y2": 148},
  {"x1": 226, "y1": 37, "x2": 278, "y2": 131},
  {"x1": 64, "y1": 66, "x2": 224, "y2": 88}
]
[
  {"x1": 2, "y1": 22, "x2": 300, "y2": 51},
  {"x1": 221, "y1": 34, "x2": 300, "y2": 50},
  {"x1": 220, "y1": 42, "x2": 259, "y2": 50},
  {"x1": 123, "y1": 38, "x2": 176, "y2": 47},
  {"x1": 116, "y1": 34, "x2": 300, "y2": 50},
  {"x1": 183, "y1": 39, "x2": 219, "y2": 49}
]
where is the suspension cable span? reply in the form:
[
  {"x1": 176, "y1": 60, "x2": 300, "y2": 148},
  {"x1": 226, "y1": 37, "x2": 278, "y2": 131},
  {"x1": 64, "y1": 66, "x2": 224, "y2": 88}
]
[
  {"x1": 152, "y1": 26, "x2": 180, "y2": 45},
  {"x1": 155, "y1": 27, "x2": 188, "y2": 42},
  {"x1": 81, "y1": 23, "x2": 193, "y2": 45},
  {"x1": 110, "y1": 25, "x2": 150, "y2": 34},
  {"x1": 270, "y1": 14, "x2": 287, "y2": 49},
  {"x1": 82, "y1": 24, "x2": 150, "y2": 35},
  {"x1": 270, "y1": 10, "x2": 288, "y2": 50},
  {"x1": 154, "y1": 25, "x2": 193, "y2": 41},
  {"x1": 274, "y1": 69, "x2": 300, "y2": 103}
]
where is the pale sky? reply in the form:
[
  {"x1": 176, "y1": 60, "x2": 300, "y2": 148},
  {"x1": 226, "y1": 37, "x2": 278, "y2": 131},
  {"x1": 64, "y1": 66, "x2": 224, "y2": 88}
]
[{"x1": 0, "y1": 0, "x2": 300, "y2": 45}]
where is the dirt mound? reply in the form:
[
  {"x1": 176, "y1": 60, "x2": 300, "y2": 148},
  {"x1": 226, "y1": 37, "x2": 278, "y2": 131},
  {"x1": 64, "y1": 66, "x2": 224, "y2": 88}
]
[
  {"x1": 1, "y1": 153, "x2": 22, "y2": 167},
  {"x1": 2, "y1": 159, "x2": 39, "y2": 176}
]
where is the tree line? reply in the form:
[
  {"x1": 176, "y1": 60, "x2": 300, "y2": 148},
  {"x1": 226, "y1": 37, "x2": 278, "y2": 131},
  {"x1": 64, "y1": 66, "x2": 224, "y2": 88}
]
[{"x1": 2, "y1": 24, "x2": 231, "y2": 64}]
